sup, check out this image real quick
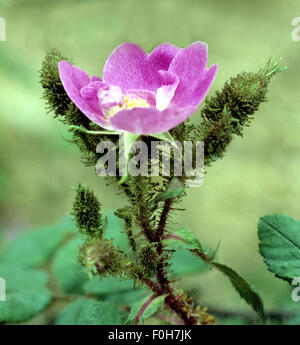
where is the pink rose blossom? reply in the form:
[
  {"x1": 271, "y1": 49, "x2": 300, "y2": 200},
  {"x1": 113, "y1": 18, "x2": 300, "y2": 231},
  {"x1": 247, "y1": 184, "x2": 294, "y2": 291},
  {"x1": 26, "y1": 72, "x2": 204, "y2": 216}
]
[{"x1": 58, "y1": 42, "x2": 217, "y2": 134}]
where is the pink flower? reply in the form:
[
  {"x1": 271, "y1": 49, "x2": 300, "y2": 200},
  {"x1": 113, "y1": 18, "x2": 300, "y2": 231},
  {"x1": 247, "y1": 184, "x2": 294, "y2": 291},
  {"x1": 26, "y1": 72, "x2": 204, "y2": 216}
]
[{"x1": 58, "y1": 42, "x2": 217, "y2": 134}]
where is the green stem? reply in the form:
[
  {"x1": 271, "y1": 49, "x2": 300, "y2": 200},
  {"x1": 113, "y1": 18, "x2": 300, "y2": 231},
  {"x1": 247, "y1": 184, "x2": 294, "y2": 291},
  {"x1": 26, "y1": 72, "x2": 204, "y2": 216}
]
[{"x1": 68, "y1": 125, "x2": 121, "y2": 135}]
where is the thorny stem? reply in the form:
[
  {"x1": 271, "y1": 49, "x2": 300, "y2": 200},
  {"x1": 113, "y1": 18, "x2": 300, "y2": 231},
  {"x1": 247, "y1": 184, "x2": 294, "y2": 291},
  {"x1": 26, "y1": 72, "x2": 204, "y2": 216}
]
[
  {"x1": 140, "y1": 274, "x2": 197, "y2": 325},
  {"x1": 126, "y1": 227, "x2": 137, "y2": 254},
  {"x1": 140, "y1": 206, "x2": 155, "y2": 243},
  {"x1": 156, "y1": 198, "x2": 172, "y2": 243},
  {"x1": 140, "y1": 197, "x2": 198, "y2": 325},
  {"x1": 155, "y1": 199, "x2": 172, "y2": 291}
]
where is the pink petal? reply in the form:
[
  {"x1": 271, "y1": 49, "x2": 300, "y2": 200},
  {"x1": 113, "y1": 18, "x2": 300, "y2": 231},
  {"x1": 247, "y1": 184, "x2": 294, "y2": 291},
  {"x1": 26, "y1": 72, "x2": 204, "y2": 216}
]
[
  {"x1": 188, "y1": 64, "x2": 217, "y2": 106},
  {"x1": 156, "y1": 70, "x2": 179, "y2": 110},
  {"x1": 149, "y1": 43, "x2": 180, "y2": 71},
  {"x1": 80, "y1": 81, "x2": 105, "y2": 99},
  {"x1": 126, "y1": 89, "x2": 156, "y2": 107},
  {"x1": 109, "y1": 105, "x2": 196, "y2": 134},
  {"x1": 91, "y1": 75, "x2": 102, "y2": 82},
  {"x1": 58, "y1": 60, "x2": 106, "y2": 126},
  {"x1": 98, "y1": 85, "x2": 123, "y2": 116},
  {"x1": 103, "y1": 43, "x2": 161, "y2": 93},
  {"x1": 169, "y1": 41, "x2": 217, "y2": 108}
]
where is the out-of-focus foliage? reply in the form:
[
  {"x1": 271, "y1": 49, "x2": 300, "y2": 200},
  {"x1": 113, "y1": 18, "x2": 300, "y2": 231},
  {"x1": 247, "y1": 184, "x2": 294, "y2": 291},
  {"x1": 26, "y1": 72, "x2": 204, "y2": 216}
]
[
  {"x1": 55, "y1": 298, "x2": 127, "y2": 325},
  {"x1": 0, "y1": 214, "x2": 211, "y2": 324}
]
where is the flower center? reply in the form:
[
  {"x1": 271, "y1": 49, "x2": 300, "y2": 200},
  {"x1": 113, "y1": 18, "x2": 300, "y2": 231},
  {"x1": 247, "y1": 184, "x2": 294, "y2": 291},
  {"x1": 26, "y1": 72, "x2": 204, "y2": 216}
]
[{"x1": 106, "y1": 95, "x2": 150, "y2": 118}]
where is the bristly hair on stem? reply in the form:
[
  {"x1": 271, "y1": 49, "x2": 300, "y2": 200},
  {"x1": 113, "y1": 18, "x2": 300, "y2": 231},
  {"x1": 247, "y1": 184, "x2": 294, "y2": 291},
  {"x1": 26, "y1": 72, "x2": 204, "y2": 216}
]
[
  {"x1": 201, "y1": 58, "x2": 286, "y2": 137},
  {"x1": 72, "y1": 184, "x2": 104, "y2": 238},
  {"x1": 40, "y1": 49, "x2": 72, "y2": 118}
]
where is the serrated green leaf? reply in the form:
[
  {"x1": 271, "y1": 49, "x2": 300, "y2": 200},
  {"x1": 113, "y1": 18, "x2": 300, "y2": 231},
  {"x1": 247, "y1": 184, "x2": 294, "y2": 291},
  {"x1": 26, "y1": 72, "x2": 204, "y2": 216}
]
[
  {"x1": 258, "y1": 214, "x2": 300, "y2": 281},
  {"x1": 157, "y1": 177, "x2": 184, "y2": 200},
  {"x1": 0, "y1": 215, "x2": 77, "y2": 268},
  {"x1": 164, "y1": 227, "x2": 202, "y2": 251},
  {"x1": 52, "y1": 237, "x2": 88, "y2": 294},
  {"x1": 127, "y1": 294, "x2": 166, "y2": 324},
  {"x1": 0, "y1": 264, "x2": 49, "y2": 292},
  {"x1": 0, "y1": 288, "x2": 52, "y2": 323},
  {"x1": 55, "y1": 298, "x2": 126, "y2": 325},
  {"x1": 212, "y1": 262, "x2": 266, "y2": 323},
  {"x1": 170, "y1": 249, "x2": 209, "y2": 276}
]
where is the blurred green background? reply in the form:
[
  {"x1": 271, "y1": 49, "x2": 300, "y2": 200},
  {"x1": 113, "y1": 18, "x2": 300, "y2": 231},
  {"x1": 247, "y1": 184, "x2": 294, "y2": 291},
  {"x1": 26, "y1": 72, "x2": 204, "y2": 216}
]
[{"x1": 0, "y1": 0, "x2": 299, "y2": 318}]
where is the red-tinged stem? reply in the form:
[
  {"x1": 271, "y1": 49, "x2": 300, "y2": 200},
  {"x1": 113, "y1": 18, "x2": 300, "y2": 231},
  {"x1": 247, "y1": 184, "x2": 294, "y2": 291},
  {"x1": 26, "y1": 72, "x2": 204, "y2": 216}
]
[
  {"x1": 135, "y1": 295, "x2": 157, "y2": 324},
  {"x1": 153, "y1": 198, "x2": 197, "y2": 325}
]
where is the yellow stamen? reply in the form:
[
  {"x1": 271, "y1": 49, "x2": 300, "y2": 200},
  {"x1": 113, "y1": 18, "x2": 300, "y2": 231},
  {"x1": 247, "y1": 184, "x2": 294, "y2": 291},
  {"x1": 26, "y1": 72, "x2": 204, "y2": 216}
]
[{"x1": 106, "y1": 94, "x2": 150, "y2": 118}]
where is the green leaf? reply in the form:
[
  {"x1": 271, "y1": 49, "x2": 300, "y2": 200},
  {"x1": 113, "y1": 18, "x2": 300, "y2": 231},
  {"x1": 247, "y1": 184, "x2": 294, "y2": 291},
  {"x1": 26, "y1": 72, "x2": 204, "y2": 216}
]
[
  {"x1": 52, "y1": 237, "x2": 89, "y2": 294},
  {"x1": 56, "y1": 214, "x2": 78, "y2": 234},
  {"x1": 258, "y1": 214, "x2": 300, "y2": 281},
  {"x1": 0, "y1": 215, "x2": 77, "y2": 267},
  {"x1": 164, "y1": 227, "x2": 202, "y2": 251},
  {"x1": 52, "y1": 212, "x2": 129, "y2": 294},
  {"x1": 0, "y1": 264, "x2": 51, "y2": 323},
  {"x1": 83, "y1": 276, "x2": 134, "y2": 295},
  {"x1": 170, "y1": 249, "x2": 209, "y2": 276},
  {"x1": 103, "y1": 288, "x2": 147, "y2": 306},
  {"x1": 55, "y1": 298, "x2": 126, "y2": 325},
  {"x1": 0, "y1": 289, "x2": 52, "y2": 323},
  {"x1": 104, "y1": 211, "x2": 130, "y2": 252},
  {"x1": 212, "y1": 262, "x2": 266, "y2": 323},
  {"x1": 53, "y1": 212, "x2": 129, "y2": 295},
  {"x1": 68, "y1": 125, "x2": 121, "y2": 136},
  {"x1": 83, "y1": 276, "x2": 146, "y2": 305},
  {"x1": 287, "y1": 314, "x2": 300, "y2": 325},
  {"x1": 157, "y1": 177, "x2": 184, "y2": 200},
  {"x1": 127, "y1": 294, "x2": 166, "y2": 324},
  {"x1": 0, "y1": 264, "x2": 49, "y2": 292},
  {"x1": 150, "y1": 131, "x2": 177, "y2": 146}
]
